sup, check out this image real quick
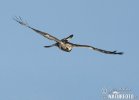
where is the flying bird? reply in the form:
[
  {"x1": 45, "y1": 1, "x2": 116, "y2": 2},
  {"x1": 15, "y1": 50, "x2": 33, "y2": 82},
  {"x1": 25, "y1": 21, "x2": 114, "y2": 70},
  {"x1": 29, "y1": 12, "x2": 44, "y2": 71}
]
[{"x1": 13, "y1": 17, "x2": 123, "y2": 55}]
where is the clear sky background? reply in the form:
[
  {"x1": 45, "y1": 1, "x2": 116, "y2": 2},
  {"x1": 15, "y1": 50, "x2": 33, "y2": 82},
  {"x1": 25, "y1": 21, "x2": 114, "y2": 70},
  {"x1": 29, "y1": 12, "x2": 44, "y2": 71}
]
[{"x1": 0, "y1": 0, "x2": 138, "y2": 100}]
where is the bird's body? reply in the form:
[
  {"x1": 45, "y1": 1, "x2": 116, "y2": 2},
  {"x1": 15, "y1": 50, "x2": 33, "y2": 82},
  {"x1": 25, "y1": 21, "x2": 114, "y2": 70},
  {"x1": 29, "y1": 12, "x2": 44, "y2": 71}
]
[
  {"x1": 57, "y1": 42, "x2": 73, "y2": 52},
  {"x1": 14, "y1": 17, "x2": 123, "y2": 55}
]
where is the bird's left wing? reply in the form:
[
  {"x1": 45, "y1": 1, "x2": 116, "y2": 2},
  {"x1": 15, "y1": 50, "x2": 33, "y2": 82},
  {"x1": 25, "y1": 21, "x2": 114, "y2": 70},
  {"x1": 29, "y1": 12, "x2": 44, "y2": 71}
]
[
  {"x1": 70, "y1": 43, "x2": 123, "y2": 55},
  {"x1": 13, "y1": 17, "x2": 62, "y2": 43}
]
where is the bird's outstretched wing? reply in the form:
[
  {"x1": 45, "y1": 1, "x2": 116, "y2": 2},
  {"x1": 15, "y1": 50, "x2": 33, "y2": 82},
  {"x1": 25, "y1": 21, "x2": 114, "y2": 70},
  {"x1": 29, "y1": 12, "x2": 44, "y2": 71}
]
[
  {"x1": 13, "y1": 16, "x2": 61, "y2": 43},
  {"x1": 70, "y1": 43, "x2": 123, "y2": 55}
]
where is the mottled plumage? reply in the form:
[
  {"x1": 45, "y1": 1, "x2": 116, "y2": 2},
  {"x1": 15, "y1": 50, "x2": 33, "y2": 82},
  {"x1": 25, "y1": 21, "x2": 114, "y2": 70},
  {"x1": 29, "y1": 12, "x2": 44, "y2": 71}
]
[{"x1": 14, "y1": 17, "x2": 123, "y2": 55}]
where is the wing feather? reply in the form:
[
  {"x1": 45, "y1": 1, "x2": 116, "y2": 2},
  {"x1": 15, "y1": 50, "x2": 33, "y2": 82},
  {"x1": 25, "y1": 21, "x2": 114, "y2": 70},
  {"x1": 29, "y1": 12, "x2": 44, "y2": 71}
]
[
  {"x1": 13, "y1": 17, "x2": 61, "y2": 43},
  {"x1": 70, "y1": 43, "x2": 123, "y2": 55}
]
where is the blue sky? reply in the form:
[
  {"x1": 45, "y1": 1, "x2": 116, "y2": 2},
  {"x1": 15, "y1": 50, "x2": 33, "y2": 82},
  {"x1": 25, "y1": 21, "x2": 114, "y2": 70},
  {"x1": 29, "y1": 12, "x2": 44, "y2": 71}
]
[{"x1": 0, "y1": 0, "x2": 139, "y2": 100}]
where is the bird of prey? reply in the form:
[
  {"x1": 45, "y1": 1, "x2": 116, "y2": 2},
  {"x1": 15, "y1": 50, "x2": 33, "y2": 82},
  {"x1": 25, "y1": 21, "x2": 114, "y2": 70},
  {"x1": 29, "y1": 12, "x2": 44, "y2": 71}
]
[{"x1": 13, "y1": 17, "x2": 123, "y2": 55}]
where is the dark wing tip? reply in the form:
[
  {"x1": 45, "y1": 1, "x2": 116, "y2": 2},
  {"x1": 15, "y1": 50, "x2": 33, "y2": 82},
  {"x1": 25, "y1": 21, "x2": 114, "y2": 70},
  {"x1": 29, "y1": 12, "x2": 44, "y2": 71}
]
[
  {"x1": 118, "y1": 52, "x2": 124, "y2": 55},
  {"x1": 71, "y1": 34, "x2": 74, "y2": 37},
  {"x1": 69, "y1": 34, "x2": 74, "y2": 38},
  {"x1": 113, "y1": 50, "x2": 124, "y2": 55}
]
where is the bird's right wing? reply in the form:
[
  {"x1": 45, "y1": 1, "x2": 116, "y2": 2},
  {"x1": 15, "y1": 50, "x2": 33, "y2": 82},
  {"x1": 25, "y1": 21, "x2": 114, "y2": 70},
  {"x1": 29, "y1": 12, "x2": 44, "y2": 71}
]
[
  {"x1": 13, "y1": 17, "x2": 62, "y2": 43},
  {"x1": 70, "y1": 43, "x2": 123, "y2": 55}
]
